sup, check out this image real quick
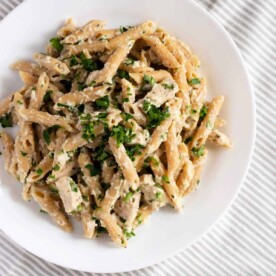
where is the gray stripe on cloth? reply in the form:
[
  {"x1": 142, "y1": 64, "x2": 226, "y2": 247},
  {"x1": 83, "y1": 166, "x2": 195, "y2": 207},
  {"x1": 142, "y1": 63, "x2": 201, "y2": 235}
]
[{"x1": 0, "y1": 0, "x2": 276, "y2": 275}]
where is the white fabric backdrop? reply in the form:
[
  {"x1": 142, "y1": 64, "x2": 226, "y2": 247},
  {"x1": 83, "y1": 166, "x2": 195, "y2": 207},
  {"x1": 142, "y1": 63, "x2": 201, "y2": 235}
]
[{"x1": 0, "y1": 0, "x2": 275, "y2": 275}]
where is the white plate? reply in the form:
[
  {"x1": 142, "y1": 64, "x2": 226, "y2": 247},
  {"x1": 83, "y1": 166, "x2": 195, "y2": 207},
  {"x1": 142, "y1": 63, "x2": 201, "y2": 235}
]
[{"x1": 0, "y1": 0, "x2": 255, "y2": 273}]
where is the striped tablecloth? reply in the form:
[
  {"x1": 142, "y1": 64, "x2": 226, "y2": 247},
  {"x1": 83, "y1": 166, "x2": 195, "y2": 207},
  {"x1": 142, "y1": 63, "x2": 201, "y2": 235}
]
[{"x1": 1, "y1": 0, "x2": 275, "y2": 275}]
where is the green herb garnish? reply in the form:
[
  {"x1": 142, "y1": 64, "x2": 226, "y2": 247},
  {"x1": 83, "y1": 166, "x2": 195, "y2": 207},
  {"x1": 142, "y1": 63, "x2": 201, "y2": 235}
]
[
  {"x1": 156, "y1": 192, "x2": 163, "y2": 200},
  {"x1": 101, "y1": 182, "x2": 111, "y2": 191},
  {"x1": 188, "y1": 78, "x2": 201, "y2": 85},
  {"x1": 184, "y1": 137, "x2": 192, "y2": 144},
  {"x1": 85, "y1": 164, "x2": 101, "y2": 176},
  {"x1": 124, "y1": 58, "x2": 135, "y2": 65},
  {"x1": 142, "y1": 101, "x2": 170, "y2": 129},
  {"x1": 57, "y1": 103, "x2": 76, "y2": 112},
  {"x1": 124, "y1": 191, "x2": 134, "y2": 202},
  {"x1": 117, "y1": 69, "x2": 130, "y2": 80},
  {"x1": 69, "y1": 55, "x2": 79, "y2": 67},
  {"x1": 79, "y1": 53, "x2": 98, "y2": 72},
  {"x1": 70, "y1": 180, "x2": 78, "y2": 192},
  {"x1": 42, "y1": 125, "x2": 60, "y2": 145},
  {"x1": 20, "y1": 151, "x2": 27, "y2": 157},
  {"x1": 49, "y1": 37, "x2": 63, "y2": 52},
  {"x1": 82, "y1": 121, "x2": 96, "y2": 142},
  {"x1": 53, "y1": 164, "x2": 60, "y2": 171},
  {"x1": 191, "y1": 145, "x2": 205, "y2": 157},
  {"x1": 162, "y1": 175, "x2": 170, "y2": 184},
  {"x1": 95, "y1": 96, "x2": 110, "y2": 109},
  {"x1": 43, "y1": 90, "x2": 53, "y2": 102},
  {"x1": 0, "y1": 113, "x2": 13, "y2": 128},
  {"x1": 111, "y1": 125, "x2": 136, "y2": 146},
  {"x1": 162, "y1": 83, "x2": 174, "y2": 90},
  {"x1": 97, "y1": 112, "x2": 108, "y2": 119},
  {"x1": 125, "y1": 144, "x2": 144, "y2": 161},
  {"x1": 36, "y1": 168, "x2": 43, "y2": 176},
  {"x1": 119, "y1": 25, "x2": 133, "y2": 33},
  {"x1": 140, "y1": 75, "x2": 156, "y2": 92},
  {"x1": 199, "y1": 105, "x2": 208, "y2": 119},
  {"x1": 123, "y1": 229, "x2": 135, "y2": 239},
  {"x1": 121, "y1": 112, "x2": 133, "y2": 121}
]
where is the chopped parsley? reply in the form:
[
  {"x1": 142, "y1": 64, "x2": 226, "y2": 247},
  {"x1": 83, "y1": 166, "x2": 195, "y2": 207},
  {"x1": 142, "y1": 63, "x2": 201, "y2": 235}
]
[
  {"x1": 79, "y1": 53, "x2": 98, "y2": 71},
  {"x1": 48, "y1": 174, "x2": 55, "y2": 180},
  {"x1": 101, "y1": 182, "x2": 111, "y2": 191},
  {"x1": 119, "y1": 217, "x2": 126, "y2": 223},
  {"x1": 49, "y1": 37, "x2": 63, "y2": 52},
  {"x1": 191, "y1": 145, "x2": 205, "y2": 157},
  {"x1": 144, "y1": 156, "x2": 159, "y2": 167},
  {"x1": 53, "y1": 164, "x2": 60, "y2": 171},
  {"x1": 17, "y1": 100, "x2": 23, "y2": 105},
  {"x1": 124, "y1": 58, "x2": 135, "y2": 65},
  {"x1": 20, "y1": 151, "x2": 27, "y2": 157},
  {"x1": 155, "y1": 183, "x2": 163, "y2": 189},
  {"x1": 49, "y1": 185, "x2": 58, "y2": 194},
  {"x1": 40, "y1": 209, "x2": 48, "y2": 213},
  {"x1": 85, "y1": 164, "x2": 101, "y2": 176},
  {"x1": 93, "y1": 145, "x2": 111, "y2": 163},
  {"x1": 121, "y1": 112, "x2": 133, "y2": 121},
  {"x1": 97, "y1": 112, "x2": 108, "y2": 119},
  {"x1": 57, "y1": 103, "x2": 76, "y2": 112},
  {"x1": 162, "y1": 175, "x2": 170, "y2": 184},
  {"x1": 136, "y1": 214, "x2": 143, "y2": 225},
  {"x1": 82, "y1": 120, "x2": 96, "y2": 141},
  {"x1": 82, "y1": 195, "x2": 89, "y2": 202},
  {"x1": 188, "y1": 78, "x2": 201, "y2": 85},
  {"x1": 43, "y1": 90, "x2": 53, "y2": 102},
  {"x1": 96, "y1": 226, "x2": 107, "y2": 235},
  {"x1": 143, "y1": 75, "x2": 155, "y2": 85},
  {"x1": 70, "y1": 180, "x2": 78, "y2": 192},
  {"x1": 88, "y1": 80, "x2": 96, "y2": 87},
  {"x1": 122, "y1": 97, "x2": 129, "y2": 103},
  {"x1": 125, "y1": 144, "x2": 144, "y2": 161},
  {"x1": 111, "y1": 125, "x2": 136, "y2": 146},
  {"x1": 69, "y1": 55, "x2": 79, "y2": 67},
  {"x1": 42, "y1": 125, "x2": 60, "y2": 145},
  {"x1": 78, "y1": 83, "x2": 87, "y2": 91},
  {"x1": 119, "y1": 25, "x2": 133, "y2": 33},
  {"x1": 95, "y1": 96, "x2": 110, "y2": 109},
  {"x1": 156, "y1": 192, "x2": 163, "y2": 200},
  {"x1": 36, "y1": 168, "x2": 43, "y2": 176},
  {"x1": 117, "y1": 69, "x2": 130, "y2": 80},
  {"x1": 142, "y1": 101, "x2": 170, "y2": 129},
  {"x1": 199, "y1": 105, "x2": 208, "y2": 119},
  {"x1": 75, "y1": 204, "x2": 83, "y2": 212},
  {"x1": 124, "y1": 191, "x2": 134, "y2": 202},
  {"x1": 184, "y1": 136, "x2": 192, "y2": 144},
  {"x1": 140, "y1": 75, "x2": 155, "y2": 92},
  {"x1": 123, "y1": 229, "x2": 135, "y2": 239},
  {"x1": 0, "y1": 113, "x2": 13, "y2": 128},
  {"x1": 162, "y1": 83, "x2": 174, "y2": 90}
]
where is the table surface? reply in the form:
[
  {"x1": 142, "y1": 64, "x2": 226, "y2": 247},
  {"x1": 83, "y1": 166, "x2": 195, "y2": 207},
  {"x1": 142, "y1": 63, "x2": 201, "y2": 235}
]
[{"x1": 0, "y1": 0, "x2": 275, "y2": 275}]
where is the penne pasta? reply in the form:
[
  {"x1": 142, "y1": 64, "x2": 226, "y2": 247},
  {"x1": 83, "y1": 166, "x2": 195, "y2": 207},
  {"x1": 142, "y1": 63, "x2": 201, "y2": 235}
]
[
  {"x1": 108, "y1": 21, "x2": 157, "y2": 49},
  {"x1": 0, "y1": 19, "x2": 231, "y2": 247},
  {"x1": 95, "y1": 40, "x2": 134, "y2": 84},
  {"x1": 143, "y1": 35, "x2": 180, "y2": 68}
]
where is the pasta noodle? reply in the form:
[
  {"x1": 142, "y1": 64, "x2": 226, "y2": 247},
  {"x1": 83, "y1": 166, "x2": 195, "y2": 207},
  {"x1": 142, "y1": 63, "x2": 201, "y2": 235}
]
[{"x1": 0, "y1": 19, "x2": 231, "y2": 247}]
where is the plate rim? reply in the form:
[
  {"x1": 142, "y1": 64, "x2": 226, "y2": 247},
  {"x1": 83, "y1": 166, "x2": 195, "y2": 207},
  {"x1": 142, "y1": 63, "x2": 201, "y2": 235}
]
[{"x1": 0, "y1": 0, "x2": 256, "y2": 273}]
